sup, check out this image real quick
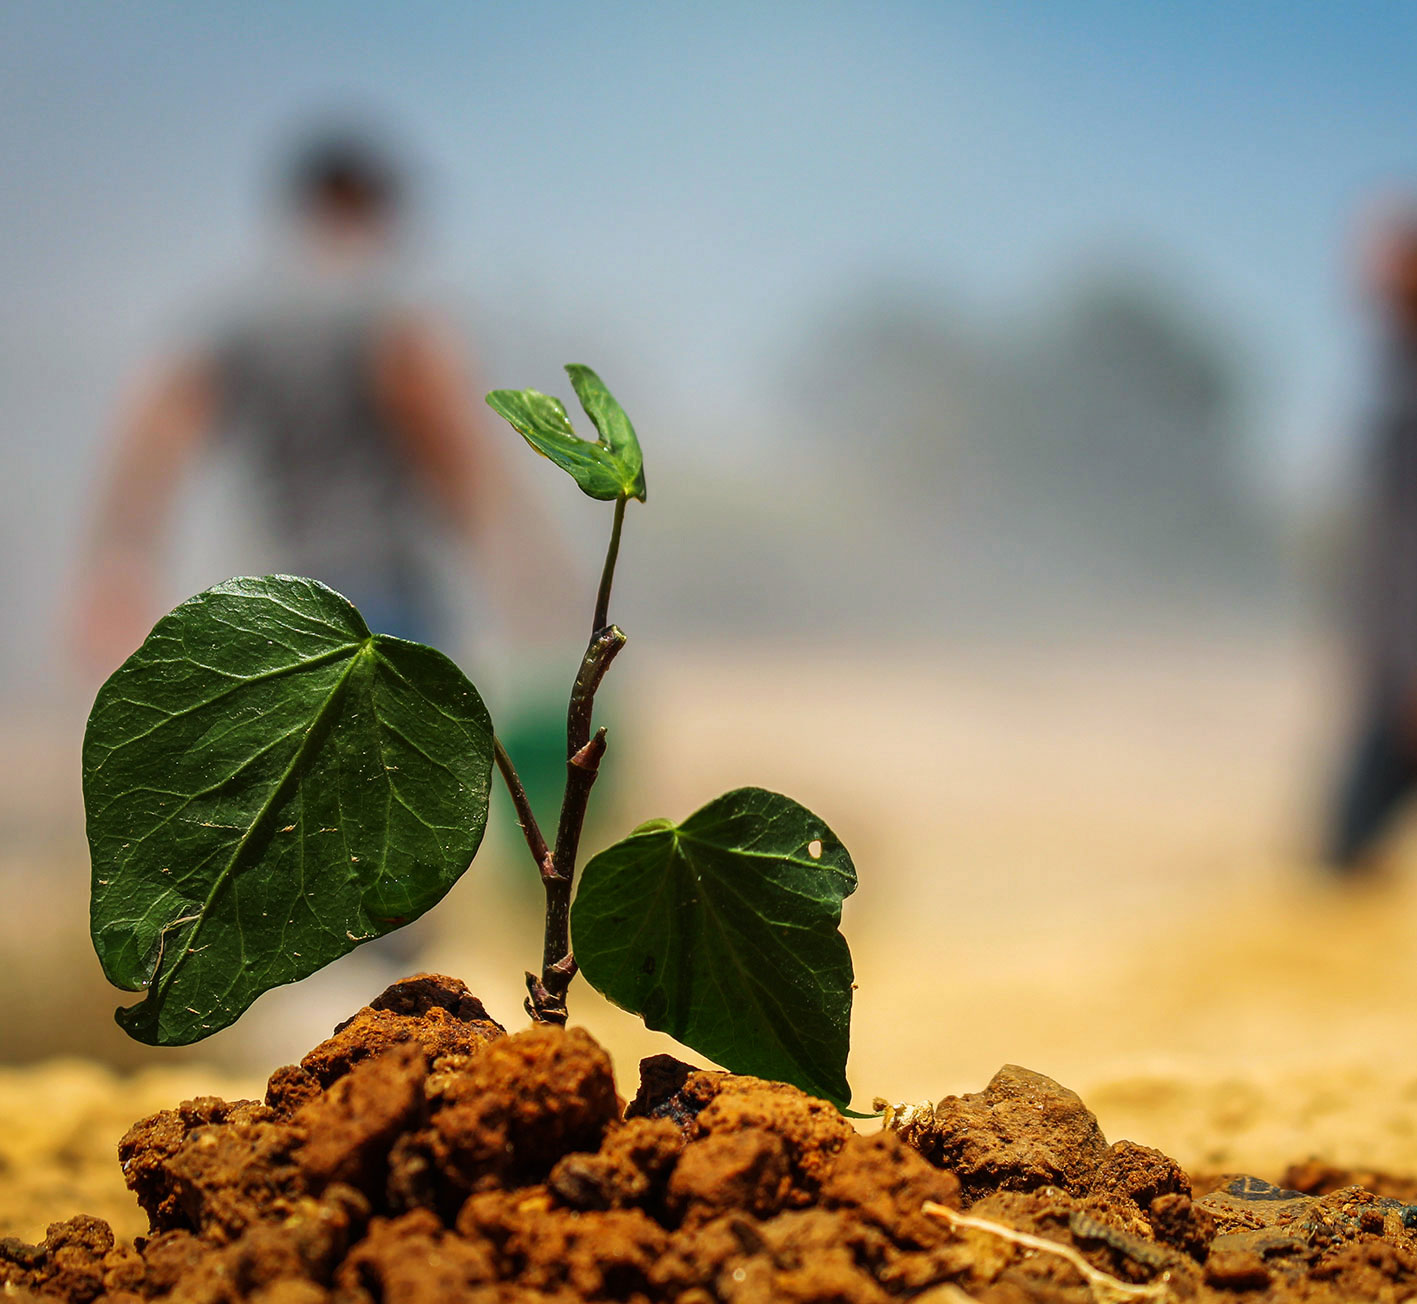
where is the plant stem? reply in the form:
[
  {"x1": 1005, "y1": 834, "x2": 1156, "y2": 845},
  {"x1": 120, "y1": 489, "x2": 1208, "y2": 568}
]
[
  {"x1": 528, "y1": 725, "x2": 606, "y2": 1021},
  {"x1": 592, "y1": 495, "x2": 627, "y2": 634},
  {"x1": 551, "y1": 725, "x2": 608, "y2": 903},
  {"x1": 492, "y1": 735, "x2": 550, "y2": 874},
  {"x1": 526, "y1": 627, "x2": 624, "y2": 1024},
  {"x1": 566, "y1": 625, "x2": 628, "y2": 760},
  {"x1": 526, "y1": 501, "x2": 633, "y2": 1025}
]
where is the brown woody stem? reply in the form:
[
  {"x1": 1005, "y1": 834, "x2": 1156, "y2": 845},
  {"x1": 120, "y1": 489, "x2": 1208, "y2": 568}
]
[
  {"x1": 525, "y1": 500, "x2": 632, "y2": 1025},
  {"x1": 527, "y1": 724, "x2": 608, "y2": 1024}
]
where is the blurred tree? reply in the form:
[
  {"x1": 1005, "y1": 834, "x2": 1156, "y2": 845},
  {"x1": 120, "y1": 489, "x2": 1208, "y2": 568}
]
[
  {"x1": 784, "y1": 268, "x2": 1280, "y2": 624},
  {"x1": 1024, "y1": 276, "x2": 1268, "y2": 580}
]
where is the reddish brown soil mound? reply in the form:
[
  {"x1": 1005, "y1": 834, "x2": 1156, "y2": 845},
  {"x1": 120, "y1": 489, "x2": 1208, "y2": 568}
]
[{"x1": 5, "y1": 975, "x2": 1417, "y2": 1302}]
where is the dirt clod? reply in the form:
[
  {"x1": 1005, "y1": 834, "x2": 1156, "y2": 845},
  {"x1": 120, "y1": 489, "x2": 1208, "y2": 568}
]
[
  {"x1": 1204, "y1": 1244, "x2": 1273, "y2": 1290},
  {"x1": 431, "y1": 1023, "x2": 621, "y2": 1195},
  {"x1": 687, "y1": 1072, "x2": 856, "y2": 1204},
  {"x1": 285, "y1": 972, "x2": 504, "y2": 1097},
  {"x1": 292, "y1": 1040, "x2": 427, "y2": 1193},
  {"x1": 0, "y1": 1217, "x2": 113, "y2": 1303},
  {"x1": 1092, "y1": 1140, "x2": 1190, "y2": 1213},
  {"x1": 118, "y1": 1100, "x2": 304, "y2": 1243},
  {"x1": 913, "y1": 1064, "x2": 1111, "y2": 1200},
  {"x1": 1148, "y1": 1191, "x2": 1216, "y2": 1261},
  {"x1": 626, "y1": 1054, "x2": 715, "y2": 1127},
  {"x1": 9, "y1": 976, "x2": 1417, "y2": 1302},
  {"x1": 547, "y1": 1116, "x2": 683, "y2": 1212}
]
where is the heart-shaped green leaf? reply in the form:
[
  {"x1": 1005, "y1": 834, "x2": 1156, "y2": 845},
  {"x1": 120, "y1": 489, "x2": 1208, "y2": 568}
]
[
  {"x1": 84, "y1": 575, "x2": 494, "y2": 1046},
  {"x1": 572, "y1": 787, "x2": 856, "y2": 1106},
  {"x1": 486, "y1": 364, "x2": 647, "y2": 502}
]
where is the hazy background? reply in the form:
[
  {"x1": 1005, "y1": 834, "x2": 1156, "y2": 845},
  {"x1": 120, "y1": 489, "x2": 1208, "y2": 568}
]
[
  {"x1": 10, "y1": 0, "x2": 1412, "y2": 672},
  {"x1": 6, "y1": 1, "x2": 1417, "y2": 1136}
]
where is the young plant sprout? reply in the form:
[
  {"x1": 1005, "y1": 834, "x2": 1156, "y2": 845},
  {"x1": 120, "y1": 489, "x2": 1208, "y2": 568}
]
[{"x1": 83, "y1": 367, "x2": 858, "y2": 1107}]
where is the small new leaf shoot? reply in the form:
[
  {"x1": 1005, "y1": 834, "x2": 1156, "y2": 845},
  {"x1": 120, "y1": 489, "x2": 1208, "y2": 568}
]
[{"x1": 486, "y1": 364, "x2": 646, "y2": 502}]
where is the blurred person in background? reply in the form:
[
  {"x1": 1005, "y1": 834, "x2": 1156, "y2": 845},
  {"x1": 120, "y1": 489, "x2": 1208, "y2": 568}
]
[
  {"x1": 71, "y1": 129, "x2": 580, "y2": 990},
  {"x1": 73, "y1": 129, "x2": 549, "y2": 672},
  {"x1": 1326, "y1": 206, "x2": 1417, "y2": 872}
]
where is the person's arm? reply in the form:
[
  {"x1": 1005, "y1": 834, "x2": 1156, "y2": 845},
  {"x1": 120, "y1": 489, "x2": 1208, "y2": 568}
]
[
  {"x1": 374, "y1": 315, "x2": 580, "y2": 628},
  {"x1": 72, "y1": 357, "x2": 215, "y2": 672},
  {"x1": 375, "y1": 317, "x2": 487, "y2": 527}
]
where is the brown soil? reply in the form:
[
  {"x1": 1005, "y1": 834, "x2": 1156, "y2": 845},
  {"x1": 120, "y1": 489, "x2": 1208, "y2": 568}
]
[{"x1": 7, "y1": 976, "x2": 1417, "y2": 1303}]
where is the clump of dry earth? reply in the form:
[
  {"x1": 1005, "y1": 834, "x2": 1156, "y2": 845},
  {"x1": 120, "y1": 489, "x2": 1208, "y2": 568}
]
[{"x1": 6, "y1": 974, "x2": 1417, "y2": 1303}]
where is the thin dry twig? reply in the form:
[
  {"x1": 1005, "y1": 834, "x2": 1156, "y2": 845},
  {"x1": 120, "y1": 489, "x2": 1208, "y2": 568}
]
[{"x1": 921, "y1": 1202, "x2": 1174, "y2": 1304}]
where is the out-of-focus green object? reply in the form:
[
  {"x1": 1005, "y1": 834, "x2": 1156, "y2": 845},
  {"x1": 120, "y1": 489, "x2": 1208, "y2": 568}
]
[{"x1": 493, "y1": 682, "x2": 621, "y2": 892}]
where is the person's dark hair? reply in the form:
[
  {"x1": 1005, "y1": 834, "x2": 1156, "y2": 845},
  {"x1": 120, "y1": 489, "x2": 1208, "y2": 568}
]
[{"x1": 288, "y1": 134, "x2": 402, "y2": 221}]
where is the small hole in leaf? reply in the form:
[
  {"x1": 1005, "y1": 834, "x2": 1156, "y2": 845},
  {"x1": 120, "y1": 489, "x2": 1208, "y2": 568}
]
[{"x1": 808, "y1": 839, "x2": 823, "y2": 859}]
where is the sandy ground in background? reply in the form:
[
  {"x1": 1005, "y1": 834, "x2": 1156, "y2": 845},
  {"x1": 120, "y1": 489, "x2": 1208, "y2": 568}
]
[{"x1": 10, "y1": 628, "x2": 1417, "y2": 1241}]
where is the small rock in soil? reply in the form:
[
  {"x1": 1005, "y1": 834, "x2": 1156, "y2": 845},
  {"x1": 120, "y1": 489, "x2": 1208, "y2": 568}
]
[{"x1": 907, "y1": 1063, "x2": 1111, "y2": 1199}]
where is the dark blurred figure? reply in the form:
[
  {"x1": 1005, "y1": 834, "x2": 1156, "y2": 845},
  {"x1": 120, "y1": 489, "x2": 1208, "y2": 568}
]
[
  {"x1": 1327, "y1": 207, "x2": 1417, "y2": 870},
  {"x1": 75, "y1": 129, "x2": 537, "y2": 670}
]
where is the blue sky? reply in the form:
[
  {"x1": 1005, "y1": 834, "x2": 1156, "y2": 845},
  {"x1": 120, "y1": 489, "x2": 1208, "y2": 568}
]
[
  {"x1": 6, "y1": 3, "x2": 1417, "y2": 417},
  {"x1": 4, "y1": 2, "x2": 1417, "y2": 678}
]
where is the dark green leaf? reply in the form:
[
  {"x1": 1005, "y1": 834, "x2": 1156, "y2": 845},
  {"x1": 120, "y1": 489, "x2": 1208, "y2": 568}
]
[
  {"x1": 486, "y1": 364, "x2": 646, "y2": 502},
  {"x1": 84, "y1": 575, "x2": 494, "y2": 1046},
  {"x1": 572, "y1": 787, "x2": 856, "y2": 1106}
]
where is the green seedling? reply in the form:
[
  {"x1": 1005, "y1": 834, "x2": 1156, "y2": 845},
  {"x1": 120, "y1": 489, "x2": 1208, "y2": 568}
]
[{"x1": 83, "y1": 366, "x2": 858, "y2": 1107}]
